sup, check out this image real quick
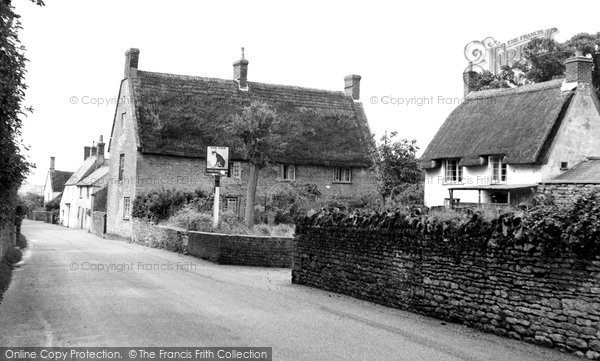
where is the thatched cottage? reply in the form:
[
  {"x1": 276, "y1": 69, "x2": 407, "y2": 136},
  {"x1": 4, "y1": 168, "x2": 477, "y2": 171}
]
[
  {"x1": 106, "y1": 49, "x2": 375, "y2": 237},
  {"x1": 43, "y1": 157, "x2": 73, "y2": 205},
  {"x1": 421, "y1": 52, "x2": 600, "y2": 207}
]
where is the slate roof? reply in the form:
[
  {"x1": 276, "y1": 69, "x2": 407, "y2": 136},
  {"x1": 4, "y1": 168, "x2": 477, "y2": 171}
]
[
  {"x1": 50, "y1": 171, "x2": 73, "y2": 192},
  {"x1": 421, "y1": 79, "x2": 575, "y2": 168},
  {"x1": 544, "y1": 158, "x2": 600, "y2": 184},
  {"x1": 125, "y1": 70, "x2": 373, "y2": 167},
  {"x1": 65, "y1": 156, "x2": 106, "y2": 186},
  {"x1": 77, "y1": 166, "x2": 109, "y2": 187}
]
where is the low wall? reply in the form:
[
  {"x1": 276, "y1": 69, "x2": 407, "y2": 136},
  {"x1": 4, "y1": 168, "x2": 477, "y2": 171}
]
[
  {"x1": 188, "y1": 231, "x2": 293, "y2": 267},
  {"x1": 90, "y1": 212, "x2": 106, "y2": 237},
  {"x1": 293, "y1": 214, "x2": 600, "y2": 359},
  {"x1": 131, "y1": 219, "x2": 188, "y2": 253},
  {"x1": 539, "y1": 183, "x2": 600, "y2": 208}
]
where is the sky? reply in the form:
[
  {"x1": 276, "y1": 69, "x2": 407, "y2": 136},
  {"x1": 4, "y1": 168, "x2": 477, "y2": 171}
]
[{"x1": 14, "y1": 0, "x2": 600, "y2": 192}]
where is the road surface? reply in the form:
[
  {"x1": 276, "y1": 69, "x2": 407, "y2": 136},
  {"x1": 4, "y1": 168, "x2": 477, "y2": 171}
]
[{"x1": 0, "y1": 220, "x2": 577, "y2": 361}]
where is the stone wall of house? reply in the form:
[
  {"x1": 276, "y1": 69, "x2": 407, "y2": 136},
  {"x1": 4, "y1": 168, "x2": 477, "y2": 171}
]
[
  {"x1": 538, "y1": 183, "x2": 600, "y2": 208},
  {"x1": 90, "y1": 212, "x2": 107, "y2": 237},
  {"x1": 135, "y1": 153, "x2": 375, "y2": 201},
  {"x1": 106, "y1": 79, "x2": 139, "y2": 237},
  {"x1": 293, "y1": 223, "x2": 600, "y2": 359},
  {"x1": 187, "y1": 231, "x2": 293, "y2": 267}
]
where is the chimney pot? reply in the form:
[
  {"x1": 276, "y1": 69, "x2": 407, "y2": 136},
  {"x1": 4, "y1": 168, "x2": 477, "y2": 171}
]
[
  {"x1": 124, "y1": 48, "x2": 140, "y2": 79},
  {"x1": 50, "y1": 156, "x2": 55, "y2": 171},
  {"x1": 233, "y1": 47, "x2": 249, "y2": 89},
  {"x1": 564, "y1": 52, "x2": 593, "y2": 84},
  {"x1": 344, "y1": 74, "x2": 361, "y2": 100},
  {"x1": 84, "y1": 146, "x2": 91, "y2": 160}
]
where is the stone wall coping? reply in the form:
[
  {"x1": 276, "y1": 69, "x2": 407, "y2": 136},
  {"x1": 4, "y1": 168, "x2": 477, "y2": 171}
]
[{"x1": 188, "y1": 230, "x2": 293, "y2": 240}]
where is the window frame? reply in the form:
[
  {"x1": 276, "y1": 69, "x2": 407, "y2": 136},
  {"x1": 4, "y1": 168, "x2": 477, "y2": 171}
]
[
  {"x1": 443, "y1": 159, "x2": 463, "y2": 184},
  {"x1": 489, "y1": 156, "x2": 507, "y2": 183},
  {"x1": 231, "y1": 162, "x2": 242, "y2": 179},
  {"x1": 118, "y1": 154, "x2": 125, "y2": 181},
  {"x1": 123, "y1": 197, "x2": 131, "y2": 220},
  {"x1": 280, "y1": 164, "x2": 296, "y2": 181},
  {"x1": 225, "y1": 197, "x2": 238, "y2": 213},
  {"x1": 333, "y1": 167, "x2": 352, "y2": 183}
]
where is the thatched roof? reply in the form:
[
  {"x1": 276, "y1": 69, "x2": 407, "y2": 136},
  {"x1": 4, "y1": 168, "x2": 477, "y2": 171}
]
[
  {"x1": 544, "y1": 158, "x2": 600, "y2": 184},
  {"x1": 126, "y1": 71, "x2": 372, "y2": 167},
  {"x1": 50, "y1": 171, "x2": 73, "y2": 192},
  {"x1": 421, "y1": 79, "x2": 575, "y2": 168}
]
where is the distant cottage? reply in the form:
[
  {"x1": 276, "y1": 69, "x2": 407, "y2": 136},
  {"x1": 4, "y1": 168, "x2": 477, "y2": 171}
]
[
  {"x1": 59, "y1": 136, "x2": 109, "y2": 229},
  {"x1": 106, "y1": 49, "x2": 376, "y2": 237},
  {"x1": 43, "y1": 156, "x2": 73, "y2": 205},
  {"x1": 421, "y1": 51, "x2": 600, "y2": 207}
]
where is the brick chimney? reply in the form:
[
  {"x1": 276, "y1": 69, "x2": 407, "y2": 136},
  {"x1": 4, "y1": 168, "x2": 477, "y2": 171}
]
[
  {"x1": 564, "y1": 50, "x2": 594, "y2": 84},
  {"x1": 84, "y1": 146, "x2": 91, "y2": 160},
  {"x1": 233, "y1": 47, "x2": 249, "y2": 89},
  {"x1": 91, "y1": 141, "x2": 97, "y2": 157},
  {"x1": 124, "y1": 48, "x2": 140, "y2": 79},
  {"x1": 344, "y1": 75, "x2": 361, "y2": 100},
  {"x1": 50, "y1": 156, "x2": 55, "y2": 172},
  {"x1": 463, "y1": 63, "x2": 478, "y2": 97},
  {"x1": 97, "y1": 135, "x2": 105, "y2": 157}
]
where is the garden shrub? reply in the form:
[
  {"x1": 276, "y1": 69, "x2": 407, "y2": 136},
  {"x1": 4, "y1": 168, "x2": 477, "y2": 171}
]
[{"x1": 132, "y1": 188, "x2": 207, "y2": 221}]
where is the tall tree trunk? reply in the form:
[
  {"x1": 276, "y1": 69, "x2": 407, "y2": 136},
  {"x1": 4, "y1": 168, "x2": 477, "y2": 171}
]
[{"x1": 244, "y1": 163, "x2": 259, "y2": 228}]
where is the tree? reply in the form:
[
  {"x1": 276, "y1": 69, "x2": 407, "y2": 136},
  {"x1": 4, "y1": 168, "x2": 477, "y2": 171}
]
[
  {"x1": 0, "y1": 0, "x2": 44, "y2": 222},
  {"x1": 470, "y1": 34, "x2": 600, "y2": 96},
  {"x1": 228, "y1": 101, "x2": 280, "y2": 227},
  {"x1": 371, "y1": 132, "x2": 422, "y2": 202}
]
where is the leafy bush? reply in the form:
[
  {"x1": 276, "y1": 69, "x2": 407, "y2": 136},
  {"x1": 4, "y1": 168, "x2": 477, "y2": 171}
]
[
  {"x1": 132, "y1": 188, "x2": 207, "y2": 221},
  {"x1": 521, "y1": 205, "x2": 566, "y2": 256},
  {"x1": 564, "y1": 190, "x2": 600, "y2": 256},
  {"x1": 169, "y1": 205, "x2": 213, "y2": 231},
  {"x1": 166, "y1": 206, "x2": 295, "y2": 237},
  {"x1": 45, "y1": 194, "x2": 61, "y2": 211}
]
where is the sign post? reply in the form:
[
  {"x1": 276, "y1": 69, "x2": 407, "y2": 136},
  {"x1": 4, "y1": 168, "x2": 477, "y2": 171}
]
[{"x1": 206, "y1": 146, "x2": 229, "y2": 228}]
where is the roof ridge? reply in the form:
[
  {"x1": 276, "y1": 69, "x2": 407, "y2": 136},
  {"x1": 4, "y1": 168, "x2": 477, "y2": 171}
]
[
  {"x1": 137, "y1": 70, "x2": 349, "y2": 97},
  {"x1": 467, "y1": 79, "x2": 566, "y2": 100}
]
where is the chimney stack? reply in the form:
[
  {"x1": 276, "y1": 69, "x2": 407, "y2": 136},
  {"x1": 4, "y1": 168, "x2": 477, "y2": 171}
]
[
  {"x1": 124, "y1": 48, "x2": 140, "y2": 79},
  {"x1": 463, "y1": 64, "x2": 478, "y2": 97},
  {"x1": 344, "y1": 74, "x2": 361, "y2": 100},
  {"x1": 97, "y1": 135, "x2": 105, "y2": 157},
  {"x1": 50, "y1": 156, "x2": 55, "y2": 172},
  {"x1": 84, "y1": 146, "x2": 91, "y2": 160},
  {"x1": 91, "y1": 141, "x2": 97, "y2": 157},
  {"x1": 233, "y1": 47, "x2": 249, "y2": 89},
  {"x1": 564, "y1": 50, "x2": 593, "y2": 84}
]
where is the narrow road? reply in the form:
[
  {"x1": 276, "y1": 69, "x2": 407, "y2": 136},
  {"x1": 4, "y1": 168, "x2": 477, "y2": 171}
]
[{"x1": 0, "y1": 220, "x2": 576, "y2": 361}]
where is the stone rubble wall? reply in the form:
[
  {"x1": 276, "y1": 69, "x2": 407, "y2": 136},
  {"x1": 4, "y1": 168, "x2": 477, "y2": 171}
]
[{"x1": 293, "y1": 225, "x2": 600, "y2": 359}]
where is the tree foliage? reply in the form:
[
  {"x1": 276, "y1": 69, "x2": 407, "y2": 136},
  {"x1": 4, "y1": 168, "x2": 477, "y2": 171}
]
[
  {"x1": 371, "y1": 132, "x2": 422, "y2": 202},
  {"x1": 470, "y1": 33, "x2": 600, "y2": 96},
  {"x1": 0, "y1": 0, "x2": 43, "y2": 221},
  {"x1": 228, "y1": 101, "x2": 281, "y2": 227}
]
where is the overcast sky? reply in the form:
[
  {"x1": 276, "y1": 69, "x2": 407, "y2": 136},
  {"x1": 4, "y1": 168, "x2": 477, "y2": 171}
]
[{"x1": 15, "y1": 0, "x2": 600, "y2": 191}]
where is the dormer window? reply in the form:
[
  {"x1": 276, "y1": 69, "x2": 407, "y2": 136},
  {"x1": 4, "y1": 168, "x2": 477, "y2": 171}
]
[
  {"x1": 490, "y1": 156, "x2": 507, "y2": 183},
  {"x1": 444, "y1": 159, "x2": 462, "y2": 183}
]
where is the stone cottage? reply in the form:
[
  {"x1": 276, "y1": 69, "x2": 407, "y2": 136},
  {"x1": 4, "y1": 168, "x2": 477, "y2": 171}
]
[
  {"x1": 421, "y1": 52, "x2": 600, "y2": 208},
  {"x1": 106, "y1": 49, "x2": 376, "y2": 237},
  {"x1": 59, "y1": 136, "x2": 109, "y2": 228},
  {"x1": 43, "y1": 157, "x2": 73, "y2": 205}
]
